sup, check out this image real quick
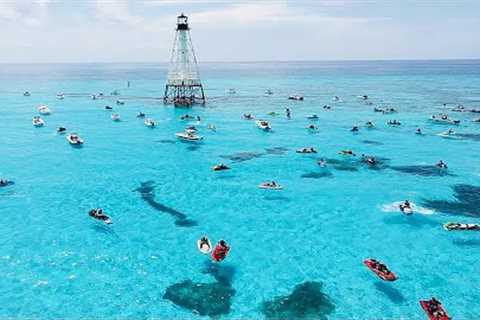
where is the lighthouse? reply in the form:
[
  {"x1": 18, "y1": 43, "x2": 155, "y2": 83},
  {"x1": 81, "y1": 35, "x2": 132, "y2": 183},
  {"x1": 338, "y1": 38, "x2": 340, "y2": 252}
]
[{"x1": 164, "y1": 14, "x2": 205, "y2": 107}]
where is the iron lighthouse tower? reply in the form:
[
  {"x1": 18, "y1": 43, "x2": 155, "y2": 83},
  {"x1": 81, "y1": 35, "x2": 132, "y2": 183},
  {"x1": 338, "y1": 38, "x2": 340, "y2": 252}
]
[{"x1": 164, "y1": 14, "x2": 205, "y2": 107}]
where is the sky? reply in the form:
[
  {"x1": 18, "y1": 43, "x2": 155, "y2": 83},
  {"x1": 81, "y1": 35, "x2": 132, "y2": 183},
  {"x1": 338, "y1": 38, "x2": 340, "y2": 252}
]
[{"x1": 0, "y1": 0, "x2": 479, "y2": 63}]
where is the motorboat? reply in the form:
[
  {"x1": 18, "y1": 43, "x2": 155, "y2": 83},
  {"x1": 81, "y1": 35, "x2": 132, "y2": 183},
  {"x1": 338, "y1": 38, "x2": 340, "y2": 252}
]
[
  {"x1": 144, "y1": 118, "x2": 156, "y2": 127},
  {"x1": 32, "y1": 116, "x2": 45, "y2": 127},
  {"x1": 256, "y1": 120, "x2": 271, "y2": 131},
  {"x1": 430, "y1": 114, "x2": 460, "y2": 125},
  {"x1": 66, "y1": 133, "x2": 84, "y2": 145},
  {"x1": 111, "y1": 113, "x2": 121, "y2": 122},
  {"x1": 175, "y1": 131, "x2": 203, "y2": 142},
  {"x1": 288, "y1": 95, "x2": 304, "y2": 101},
  {"x1": 38, "y1": 105, "x2": 51, "y2": 115}
]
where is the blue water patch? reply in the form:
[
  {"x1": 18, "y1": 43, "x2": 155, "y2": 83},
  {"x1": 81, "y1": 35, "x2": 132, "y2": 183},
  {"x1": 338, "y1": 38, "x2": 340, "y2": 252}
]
[
  {"x1": 390, "y1": 165, "x2": 453, "y2": 177},
  {"x1": 261, "y1": 281, "x2": 335, "y2": 320},
  {"x1": 422, "y1": 184, "x2": 480, "y2": 217}
]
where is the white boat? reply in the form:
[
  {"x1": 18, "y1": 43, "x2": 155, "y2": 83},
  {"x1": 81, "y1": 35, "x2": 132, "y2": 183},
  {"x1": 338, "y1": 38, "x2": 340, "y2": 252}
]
[
  {"x1": 144, "y1": 118, "x2": 156, "y2": 127},
  {"x1": 175, "y1": 132, "x2": 203, "y2": 141},
  {"x1": 288, "y1": 95, "x2": 304, "y2": 101},
  {"x1": 259, "y1": 182, "x2": 283, "y2": 190},
  {"x1": 111, "y1": 114, "x2": 121, "y2": 122},
  {"x1": 32, "y1": 116, "x2": 45, "y2": 127},
  {"x1": 256, "y1": 120, "x2": 271, "y2": 131},
  {"x1": 38, "y1": 105, "x2": 51, "y2": 115},
  {"x1": 66, "y1": 133, "x2": 84, "y2": 145}
]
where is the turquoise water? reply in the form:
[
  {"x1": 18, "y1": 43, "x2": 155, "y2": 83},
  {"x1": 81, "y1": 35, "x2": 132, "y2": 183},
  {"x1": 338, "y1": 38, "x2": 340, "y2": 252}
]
[{"x1": 1, "y1": 61, "x2": 479, "y2": 319}]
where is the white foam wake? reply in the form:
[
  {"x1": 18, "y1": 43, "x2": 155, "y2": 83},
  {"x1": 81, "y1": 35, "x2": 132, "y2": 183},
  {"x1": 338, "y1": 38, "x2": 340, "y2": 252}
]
[{"x1": 381, "y1": 201, "x2": 435, "y2": 215}]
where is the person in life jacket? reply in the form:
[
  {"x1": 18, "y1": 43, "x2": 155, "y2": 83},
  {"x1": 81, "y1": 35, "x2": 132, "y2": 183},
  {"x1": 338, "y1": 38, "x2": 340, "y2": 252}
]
[{"x1": 211, "y1": 240, "x2": 230, "y2": 262}]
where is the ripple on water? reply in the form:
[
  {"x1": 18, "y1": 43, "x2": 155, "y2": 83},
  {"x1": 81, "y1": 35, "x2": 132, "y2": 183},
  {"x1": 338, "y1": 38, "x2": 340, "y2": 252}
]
[{"x1": 261, "y1": 281, "x2": 335, "y2": 320}]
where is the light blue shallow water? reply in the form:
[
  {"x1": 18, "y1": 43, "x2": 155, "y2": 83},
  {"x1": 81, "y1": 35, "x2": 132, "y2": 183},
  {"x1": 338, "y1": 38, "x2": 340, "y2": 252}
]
[{"x1": 1, "y1": 61, "x2": 480, "y2": 319}]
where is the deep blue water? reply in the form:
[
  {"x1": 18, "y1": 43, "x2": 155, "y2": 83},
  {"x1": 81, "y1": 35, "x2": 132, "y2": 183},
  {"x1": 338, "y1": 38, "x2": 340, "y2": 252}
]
[{"x1": 1, "y1": 60, "x2": 480, "y2": 319}]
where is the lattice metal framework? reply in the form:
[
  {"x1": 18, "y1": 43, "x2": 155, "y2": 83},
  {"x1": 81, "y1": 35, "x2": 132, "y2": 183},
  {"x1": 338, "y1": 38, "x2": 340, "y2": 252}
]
[{"x1": 164, "y1": 14, "x2": 205, "y2": 107}]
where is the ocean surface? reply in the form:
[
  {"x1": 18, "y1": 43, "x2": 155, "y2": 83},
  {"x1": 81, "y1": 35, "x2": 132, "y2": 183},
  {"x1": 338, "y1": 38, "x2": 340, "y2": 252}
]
[{"x1": 0, "y1": 60, "x2": 479, "y2": 319}]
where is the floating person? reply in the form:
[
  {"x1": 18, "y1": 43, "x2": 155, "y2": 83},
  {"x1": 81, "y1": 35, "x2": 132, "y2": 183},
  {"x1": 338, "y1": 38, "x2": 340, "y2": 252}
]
[
  {"x1": 307, "y1": 124, "x2": 318, "y2": 132},
  {"x1": 443, "y1": 222, "x2": 480, "y2": 231},
  {"x1": 243, "y1": 113, "x2": 254, "y2": 120},
  {"x1": 212, "y1": 163, "x2": 230, "y2": 171},
  {"x1": 436, "y1": 160, "x2": 448, "y2": 169},
  {"x1": 116, "y1": 100, "x2": 125, "y2": 105},
  {"x1": 296, "y1": 147, "x2": 317, "y2": 154},
  {"x1": 317, "y1": 158, "x2": 327, "y2": 167},
  {"x1": 196, "y1": 116, "x2": 201, "y2": 122},
  {"x1": 23, "y1": 91, "x2": 31, "y2": 96},
  {"x1": 361, "y1": 154, "x2": 377, "y2": 166},
  {"x1": 105, "y1": 105, "x2": 113, "y2": 110},
  {"x1": 332, "y1": 96, "x2": 340, "y2": 102},
  {"x1": 285, "y1": 108, "x2": 291, "y2": 119},
  {"x1": 365, "y1": 121, "x2": 375, "y2": 128},
  {"x1": 211, "y1": 240, "x2": 230, "y2": 262},
  {"x1": 339, "y1": 149, "x2": 356, "y2": 156},
  {"x1": 364, "y1": 258, "x2": 398, "y2": 281},
  {"x1": 88, "y1": 208, "x2": 112, "y2": 224},
  {"x1": 420, "y1": 297, "x2": 450, "y2": 320},
  {"x1": 180, "y1": 114, "x2": 194, "y2": 121},
  {"x1": 137, "y1": 112, "x2": 146, "y2": 118},
  {"x1": 57, "y1": 126, "x2": 67, "y2": 134},
  {"x1": 416, "y1": 128, "x2": 423, "y2": 135},
  {"x1": 259, "y1": 181, "x2": 283, "y2": 190},
  {"x1": 197, "y1": 236, "x2": 212, "y2": 254},
  {"x1": 351, "y1": 126, "x2": 359, "y2": 132},
  {"x1": 323, "y1": 105, "x2": 331, "y2": 110},
  {"x1": 399, "y1": 200, "x2": 413, "y2": 215}
]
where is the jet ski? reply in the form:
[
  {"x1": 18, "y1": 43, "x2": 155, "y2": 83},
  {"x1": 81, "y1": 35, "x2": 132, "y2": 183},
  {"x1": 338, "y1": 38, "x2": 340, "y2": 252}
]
[
  {"x1": 365, "y1": 121, "x2": 375, "y2": 128},
  {"x1": 105, "y1": 105, "x2": 113, "y2": 110},
  {"x1": 175, "y1": 131, "x2": 203, "y2": 141},
  {"x1": 243, "y1": 113, "x2": 254, "y2": 120},
  {"x1": 197, "y1": 236, "x2": 212, "y2": 254},
  {"x1": 472, "y1": 118, "x2": 480, "y2": 123},
  {"x1": 437, "y1": 129, "x2": 460, "y2": 139},
  {"x1": 66, "y1": 133, "x2": 84, "y2": 145},
  {"x1": 0, "y1": 179, "x2": 14, "y2": 187},
  {"x1": 57, "y1": 127, "x2": 67, "y2": 134},
  {"x1": 420, "y1": 298, "x2": 450, "y2": 320},
  {"x1": 307, "y1": 114, "x2": 319, "y2": 120},
  {"x1": 256, "y1": 120, "x2": 271, "y2": 131},
  {"x1": 23, "y1": 91, "x2": 31, "y2": 97},
  {"x1": 399, "y1": 202, "x2": 413, "y2": 215},
  {"x1": 38, "y1": 105, "x2": 51, "y2": 115},
  {"x1": 213, "y1": 163, "x2": 230, "y2": 171},
  {"x1": 116, "y1": 99, "x2": 125, "y2": 105},
  {"x1": 443, "y1": 222, "x2": 480, "y2": 231},
  {"x1": 56, "y1": 93, "x2": 65, "y2": 100},
  {"x1": 259, "y1": 181, "x2": 283, "y2": 190},
  {"x1": 211, "y1": 240, "x2": 230, "y2": 262},
  {"x1": 32, "y1": 116, "x2": 45, "y2": 127},
  {"x1": 88, "y1": 209, "x2": 112, "y2": 225},
  {"x1": 136, "y1": 112, "x2": 146, "y2": 118},
  {"x1": 288, "y1": 95, "x2": 304, "y2": 101},
  {"x1": 144, "y1": 118, "x2": 156, "y2": 127},
  {"x1": 306, "y1": 124, "x2": 319, "y2": 132},
  {"x1": 296, "y1": 147, "x2": 317, "y2": 154},
  {"x1": 111, "y1": 113, "x2": 121, "y2": 122},
  {"x1": 364, "y1": 259, "x2": 398, "y2": 281},
  {"x1": 339, "y1": 149, "x2": 356, "y2": 156}
]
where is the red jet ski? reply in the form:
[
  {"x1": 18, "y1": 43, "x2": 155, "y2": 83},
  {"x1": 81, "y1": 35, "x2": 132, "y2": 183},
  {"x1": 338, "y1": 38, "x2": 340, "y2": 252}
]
[
  {"x1": 420, "y1": 298, "x2": 450, "y2": 320},
  {"x1": 364, "y1": 259, "x2": 398, "y2": 281},
  {"x1": 211, "y1": 240, "x2": 230, "y2": 262}
]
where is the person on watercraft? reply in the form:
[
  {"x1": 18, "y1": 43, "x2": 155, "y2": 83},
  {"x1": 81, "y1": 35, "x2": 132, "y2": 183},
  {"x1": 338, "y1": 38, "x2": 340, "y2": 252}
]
[
  {"x1": 211, "y1": 240, "x2": 230, "y2": 262},
  {"x1": 323, "y1": 105, "x2": 331, "y2": 109},
  {"x1": 57, "y1": 127, "x2": 67, "y2": 133},
  {"x1": 447, "y1": 128, "x2": 455, "y2": 135},
  {"x1": 436, "y1": 160, "x2": 448, "y2": 169},
  {"x1": 285, "y1": 108, "x2": 291, "y2": 119},
  {"x1": 308, "y1": 124, "x2": 317, "y2": 130},
  {"x1": 441, "y1": 114, "x2": 448, "y2": 120},
  {"x1": 89, "y1": 208, "x2": 110, "y2": 222},
  {"x1": 213, "y1": 163, "x2": 230, "y2": 171},
  {"x1": 416, "y1": 128, "x2": 423, "y2": 135},
  {"x1": 196, "y1": 116, "x2": 201, "y2": 122},
  {"x1": 351, "y1": 126, "x2": 359, "y2": 132},
  {"x1": 340, "y1": 149, "x2": 356, "y2": 156},
  {"x1": 0, "y1": 179, "x2": 10, "y2": 187},
  {"x1": 362, "y1": 155, "x2": 376, "y2": 165},
  {"x1": 137, "y1": 112, "x2": 145, "y2": 118},
  {"x1": 317, "y1": 158, "x2": 327, "y2": 167},
  {"x1": 424, "y1": 297, "x2": 448, "y2": 319},
  {"x1": 366, "y1": 121, "x2": 374, "y2": 128},
  {"x1": 243, "y1": 113, "x2": 253, "y2": 120},
  {"x1": 105, "y1": 105, "x2": 113, "y2": 110},
  {"x1": 399, "y1": 200, "x2": 411, "y2": 212}
]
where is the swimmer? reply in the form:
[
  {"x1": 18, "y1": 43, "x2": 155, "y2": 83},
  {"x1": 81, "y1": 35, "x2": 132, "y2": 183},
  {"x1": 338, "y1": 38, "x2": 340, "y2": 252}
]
[{"x1": 436, "y1": 160, "x2": 448, "y2": 169}]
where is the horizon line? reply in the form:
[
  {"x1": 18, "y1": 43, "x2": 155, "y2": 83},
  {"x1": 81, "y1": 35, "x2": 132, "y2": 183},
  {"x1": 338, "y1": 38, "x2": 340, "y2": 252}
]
[{"x1": 1, "y1": 58, "x2": 480, "y2": 65}]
